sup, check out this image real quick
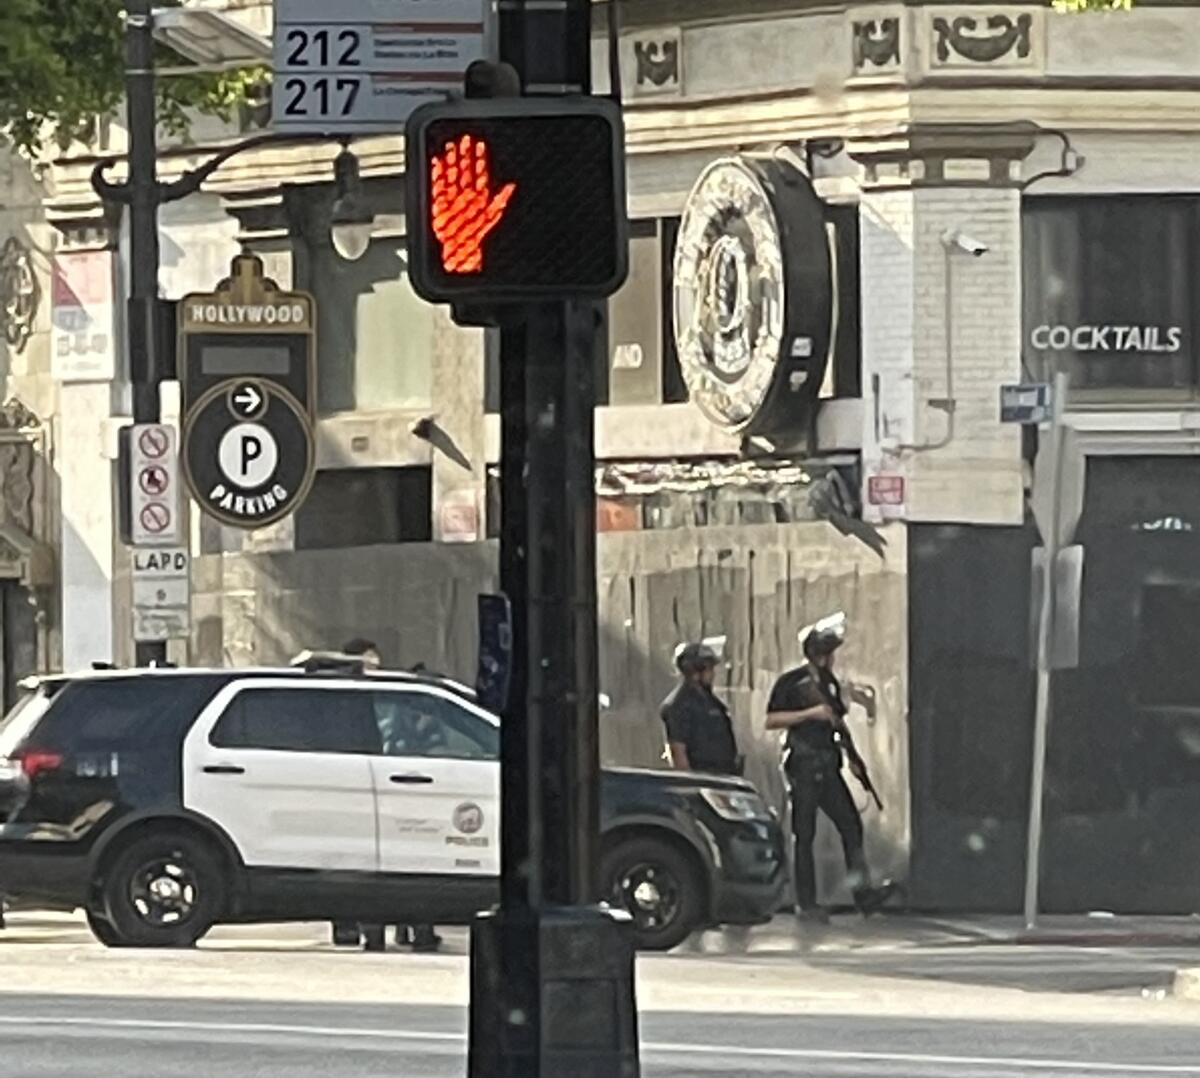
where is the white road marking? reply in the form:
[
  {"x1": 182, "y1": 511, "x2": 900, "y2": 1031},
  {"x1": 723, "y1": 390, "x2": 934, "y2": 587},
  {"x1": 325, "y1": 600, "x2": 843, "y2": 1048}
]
[
  {"x1": 647, "y1": 1041, "x2": 1200, "y2": 1074},
  {"x1": 0, "y1": 1016, "x2": 462, "y2": 1043},
  {"x1": 0, "y1": 1015, "x2": 1196, "y2": 1073}
]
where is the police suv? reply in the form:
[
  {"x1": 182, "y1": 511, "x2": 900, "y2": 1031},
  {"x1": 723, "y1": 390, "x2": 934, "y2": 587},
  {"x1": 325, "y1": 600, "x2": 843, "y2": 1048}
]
[{"x1": 0, "y1": 662, "x2": 785, "y2": 951}]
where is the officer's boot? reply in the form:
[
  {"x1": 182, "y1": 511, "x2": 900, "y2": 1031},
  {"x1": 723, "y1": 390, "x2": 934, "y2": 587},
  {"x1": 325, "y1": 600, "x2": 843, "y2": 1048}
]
[{"x1": 853, "y1": 879, "x2": 900, "y2": 916}]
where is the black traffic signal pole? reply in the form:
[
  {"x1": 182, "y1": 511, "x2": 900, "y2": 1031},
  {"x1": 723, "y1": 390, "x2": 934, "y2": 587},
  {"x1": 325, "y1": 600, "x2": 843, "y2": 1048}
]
[
  {"x1": 498, "y1": 303, "x2": 601, "y2": 908},
  {"x1": 469, "y1": 1, "x2": 638, "y2": 1075}
]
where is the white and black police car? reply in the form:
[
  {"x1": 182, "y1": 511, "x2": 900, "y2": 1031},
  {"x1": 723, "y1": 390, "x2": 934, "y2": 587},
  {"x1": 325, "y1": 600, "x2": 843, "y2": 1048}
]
[{"x1": 0, "y1": 661, "x2": 784, "y2": 950}]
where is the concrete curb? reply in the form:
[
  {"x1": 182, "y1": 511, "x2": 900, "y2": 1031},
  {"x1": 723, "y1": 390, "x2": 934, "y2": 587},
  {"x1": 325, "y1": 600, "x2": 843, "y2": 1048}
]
[
  {"x1": 1173, "y1": 967, "x2": 1200, "y2": 1000},
  {"x1": 1018, "y1": 932, "x2": 1200, "y2": 948}
]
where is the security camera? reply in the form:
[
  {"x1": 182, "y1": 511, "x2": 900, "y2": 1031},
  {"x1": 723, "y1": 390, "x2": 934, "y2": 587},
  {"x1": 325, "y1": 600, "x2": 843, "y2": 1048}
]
[{"x1": 942, "y1": 230, "x2": 989, "y2": 257}]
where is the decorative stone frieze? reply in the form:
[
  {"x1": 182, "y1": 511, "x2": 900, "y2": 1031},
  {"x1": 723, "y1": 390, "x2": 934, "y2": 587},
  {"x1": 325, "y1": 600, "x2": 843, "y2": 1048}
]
[
  {"x1": 631, "y1": 27, "x2": 684, "y2": 99},
  {"x1": 922, "y1": 7, "x2": 1044, "y2": 75},
  {"x1": 849, "y1": 9, "x2": 902, "y2": 78}
]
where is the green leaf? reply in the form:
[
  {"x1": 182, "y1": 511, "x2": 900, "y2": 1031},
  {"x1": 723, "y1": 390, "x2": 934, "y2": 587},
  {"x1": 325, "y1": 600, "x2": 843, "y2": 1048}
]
[{"x1": 0, "y1": 0, "x2": 268, "y2": 155}]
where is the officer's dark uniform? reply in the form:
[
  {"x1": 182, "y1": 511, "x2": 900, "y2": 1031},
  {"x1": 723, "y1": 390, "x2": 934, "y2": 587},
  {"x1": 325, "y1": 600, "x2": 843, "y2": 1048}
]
[
  {"x1": 660, "y1": 680, "x2": 740, "y2": 775},
  {"x1": 768, "y1": 662, "x2": 868, "y2": 911}
]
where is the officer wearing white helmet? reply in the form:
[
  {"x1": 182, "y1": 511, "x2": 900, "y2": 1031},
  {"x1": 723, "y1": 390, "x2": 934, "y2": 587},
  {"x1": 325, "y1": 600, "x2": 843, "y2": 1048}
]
[
  {"x1": 660, "y1": 640, "x2": 741, "y2": 775},
  {"x1": 766, "y1": 613, "x2": 895, "y2": 922}
]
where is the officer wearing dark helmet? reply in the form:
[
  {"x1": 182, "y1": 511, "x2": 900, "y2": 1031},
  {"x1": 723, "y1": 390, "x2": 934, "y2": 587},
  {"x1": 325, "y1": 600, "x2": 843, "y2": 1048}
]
[
  {"x1": 660, "y1": 641, "x2": 742, "y2": 775},
  {"x1": 766, "y1": 613, "x2": 894, "y2": 921}
]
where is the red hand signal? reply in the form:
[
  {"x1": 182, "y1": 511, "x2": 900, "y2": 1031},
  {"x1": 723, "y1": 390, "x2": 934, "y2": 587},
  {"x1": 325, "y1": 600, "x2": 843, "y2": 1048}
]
[{"x1": 430, "y1": 135, "x2": 516, "y2": 274}]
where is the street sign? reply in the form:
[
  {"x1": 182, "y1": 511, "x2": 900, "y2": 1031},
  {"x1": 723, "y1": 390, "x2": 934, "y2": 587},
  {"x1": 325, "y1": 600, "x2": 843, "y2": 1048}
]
[
  {"x1": 1032, "y1": 425, "x2": 1086, "y2": 548},
  {"x1": 179, "y1": 255, "x2": 317, "y2": 530},
  {"x1": 1000, "y1": 383, "x2": 1052, "y2": 424},
  {"x1": 132, "y1": 546, "x2": 190, "y2": 643},
  {"x1": 272, "y1": 0, "x2": 491, "y2": 134},
  {"x1": 405, "y1": 97, "x2": 629, "y2": 303},
  {"x1": 128, "y1": 423, "x2": 182, "y2": 546}
]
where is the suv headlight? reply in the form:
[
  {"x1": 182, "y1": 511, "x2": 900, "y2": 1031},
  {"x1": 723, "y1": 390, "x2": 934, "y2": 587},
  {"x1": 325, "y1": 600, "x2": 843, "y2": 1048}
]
[{"x1": 700, "y1": 788, "x2": 770, "y2": 821}]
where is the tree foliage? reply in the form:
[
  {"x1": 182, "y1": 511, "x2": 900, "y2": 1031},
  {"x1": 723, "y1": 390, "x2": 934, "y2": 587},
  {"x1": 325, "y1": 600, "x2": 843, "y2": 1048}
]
[
  {"x1": 1053, "y1": 0, "x2": 1132, "y2": 11},
  {"x1": 0, "y1": 0, "x2": 264, "y2": 156}
]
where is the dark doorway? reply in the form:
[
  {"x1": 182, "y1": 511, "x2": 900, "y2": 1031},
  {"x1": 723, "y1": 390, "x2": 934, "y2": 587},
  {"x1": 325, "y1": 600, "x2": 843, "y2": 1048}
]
[
  {"x1": 0, "y1": 582, "x2": 37, "y2": 712},
  {"x1": 910, "y1": 457, "x2": 1200, "y2": 914}
]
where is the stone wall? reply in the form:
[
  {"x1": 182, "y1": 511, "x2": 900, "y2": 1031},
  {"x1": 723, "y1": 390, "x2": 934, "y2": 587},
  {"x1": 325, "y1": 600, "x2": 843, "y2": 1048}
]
[{"x1": 192, "y1": 520, "x2": 910, "y2": 901}]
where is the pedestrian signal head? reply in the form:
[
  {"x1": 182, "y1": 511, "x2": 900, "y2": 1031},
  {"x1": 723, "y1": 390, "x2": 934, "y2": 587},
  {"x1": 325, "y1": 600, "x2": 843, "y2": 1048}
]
[
  {"x1": 405, "y1": 97, "x2": 628, "y2": 304},
  {"x1": 429, "y1": 134, "x2": 517, "y2": 275}
]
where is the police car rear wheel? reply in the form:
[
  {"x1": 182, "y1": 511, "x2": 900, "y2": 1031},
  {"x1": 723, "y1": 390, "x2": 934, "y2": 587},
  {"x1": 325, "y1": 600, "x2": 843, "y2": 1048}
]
[
  {"x1": 100, "y1": 831, "x2": 223, "y2": 948},
  {"x1": 601, "y1": 837, "x2": 704, "y2": 952}
]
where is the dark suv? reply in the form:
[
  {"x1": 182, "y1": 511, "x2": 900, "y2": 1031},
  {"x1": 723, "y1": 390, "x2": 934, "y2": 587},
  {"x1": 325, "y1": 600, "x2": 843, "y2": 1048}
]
[{"x1": 0, "y1": 667, "x2": 785, "y2": 951}]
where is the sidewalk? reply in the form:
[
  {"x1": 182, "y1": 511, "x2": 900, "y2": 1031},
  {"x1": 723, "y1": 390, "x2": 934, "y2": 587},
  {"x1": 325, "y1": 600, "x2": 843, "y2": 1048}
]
[
  {"x1": 679, "y1": 911, "x2": 1200, "y2": 958},
  {"x1": 9, "y1": 907, "x2": 1200, "y2": 950},
  {"x1": 6, "y1": 911, "x2": 1200, "y2": 1017},
  {"x1": 895, "y1": 911, "x2": 1200, "y2": 949}
]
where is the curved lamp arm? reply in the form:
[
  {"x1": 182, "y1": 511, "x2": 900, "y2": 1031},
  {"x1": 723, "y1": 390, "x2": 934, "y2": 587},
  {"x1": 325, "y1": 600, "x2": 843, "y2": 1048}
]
[{"x1": 90, "y1": 131, "x2": 338, "y2": 207}]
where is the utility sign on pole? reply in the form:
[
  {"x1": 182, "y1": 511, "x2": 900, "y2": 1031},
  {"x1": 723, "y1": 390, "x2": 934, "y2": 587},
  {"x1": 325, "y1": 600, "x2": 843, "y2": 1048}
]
[
  {"x1": 272, "y1": 0, "x2": 492, "y2": 133},
  {"x1": 132, "y1": 546, "x2": 190, "y2": 643},
  {"x1": 179, "y1": 255, "x2": 317, "y2": 530},
  {"x1": 126, "y1": 423, "x2": 182, "y2": 547}
]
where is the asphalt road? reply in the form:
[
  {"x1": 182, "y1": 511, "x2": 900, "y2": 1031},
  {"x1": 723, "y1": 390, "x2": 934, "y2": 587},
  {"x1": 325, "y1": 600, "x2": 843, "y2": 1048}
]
[{"x1": 2, "y1": 994, "x2": 1199, "y2": 1078}]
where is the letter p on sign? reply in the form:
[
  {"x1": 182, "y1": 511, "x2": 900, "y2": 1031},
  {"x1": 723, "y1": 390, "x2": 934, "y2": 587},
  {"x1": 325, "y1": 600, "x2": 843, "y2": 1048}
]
[{"x1": 218, "y1": 422, "x2": 279, "y2": 490}]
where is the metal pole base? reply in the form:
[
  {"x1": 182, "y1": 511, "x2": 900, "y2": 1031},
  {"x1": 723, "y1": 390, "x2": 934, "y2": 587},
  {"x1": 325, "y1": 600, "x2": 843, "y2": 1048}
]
[{"x1": 468, "y1": 905, "x2": 640, "y2": 1078}]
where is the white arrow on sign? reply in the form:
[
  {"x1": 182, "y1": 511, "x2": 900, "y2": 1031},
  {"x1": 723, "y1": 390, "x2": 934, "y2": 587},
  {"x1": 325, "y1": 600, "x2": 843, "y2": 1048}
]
[{"x1": 234, "y1": 385, "x2": 262, "y2": 413}]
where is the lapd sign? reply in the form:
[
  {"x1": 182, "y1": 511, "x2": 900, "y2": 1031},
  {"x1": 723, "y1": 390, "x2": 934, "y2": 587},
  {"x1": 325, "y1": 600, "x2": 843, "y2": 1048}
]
[
  {"x1": 179, "y1": 256, "x2": 316, "y2": 529},
  {"x1": 132, "y1": 547, "x2": 190, "y2": 642}
]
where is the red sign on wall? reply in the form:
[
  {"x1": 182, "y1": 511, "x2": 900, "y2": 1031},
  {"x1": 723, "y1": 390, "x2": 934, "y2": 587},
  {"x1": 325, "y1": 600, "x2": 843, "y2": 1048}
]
[{"x1": 867, "y1": 475, "x2": 906, "y2": 506}]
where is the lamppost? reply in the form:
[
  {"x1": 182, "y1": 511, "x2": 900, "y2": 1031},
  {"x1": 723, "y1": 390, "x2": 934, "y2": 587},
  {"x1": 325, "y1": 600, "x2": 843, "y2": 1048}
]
[{"x1": 92, "y1": 2, "x2": 362, "y2": 666}]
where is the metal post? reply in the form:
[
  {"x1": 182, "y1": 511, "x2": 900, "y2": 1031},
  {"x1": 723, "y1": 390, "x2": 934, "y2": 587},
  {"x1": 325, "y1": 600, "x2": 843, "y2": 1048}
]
[
  {"x1": 125, "y1": 0, "x2": 167, "y2": 667},
  {"x1": 497, "y1": 320, "x2": 535, "y2": 912},
  {"x1": 1023, "y1": 369, "x2": 1070, "y2": 930},
  {"x1": 468, "y1": 2, "x2": 637, "y2": 1074},
  {"x1": 558, "y1": 297, "x2": 600, "y2": 906}
]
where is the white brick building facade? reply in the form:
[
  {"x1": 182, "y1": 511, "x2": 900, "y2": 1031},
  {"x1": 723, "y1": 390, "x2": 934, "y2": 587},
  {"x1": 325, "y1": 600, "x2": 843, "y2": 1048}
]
[{"x1": 861, "y1": 183, "x2": 1024, "y2": 525}]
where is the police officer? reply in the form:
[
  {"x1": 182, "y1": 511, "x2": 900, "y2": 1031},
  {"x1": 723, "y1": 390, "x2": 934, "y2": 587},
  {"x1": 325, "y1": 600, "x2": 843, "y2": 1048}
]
[
  {"x1": 766, "y1": 614, "x2": 894, "y2": 921},
  {"x1": 660, "y1": 642, "x2": 742, "y2": 775}
]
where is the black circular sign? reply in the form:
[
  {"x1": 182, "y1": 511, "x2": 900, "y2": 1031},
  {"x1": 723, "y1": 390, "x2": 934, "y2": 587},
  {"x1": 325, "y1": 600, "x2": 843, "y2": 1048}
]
[
  {"x1": 182, "y1": 379, "x2": 315, "y2": 529},
  {"x1": 673, "y1": 156, "x2": 834, "y2": 435}
]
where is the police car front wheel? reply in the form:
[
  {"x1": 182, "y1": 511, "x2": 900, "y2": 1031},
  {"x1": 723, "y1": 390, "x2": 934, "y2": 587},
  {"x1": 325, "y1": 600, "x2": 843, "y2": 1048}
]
[
  {"x1": 97, "y1": 831, "x2": 224, "y2": 948},
  {"x1": 601, "y1": 836, "x2": 705, "y2": 952}
]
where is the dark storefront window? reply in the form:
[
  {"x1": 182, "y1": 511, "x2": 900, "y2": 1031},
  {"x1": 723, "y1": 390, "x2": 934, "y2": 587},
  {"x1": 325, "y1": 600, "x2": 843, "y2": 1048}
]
[
  {"x1": 1023, "y1": 196, "x2": 1199, "y2": 395},
  {"x1": 607, "y1": 218, "x2": 664, "y2": 406},
  {"x1": 294, "y1": 466, "x2": 432, "y2": 550}
]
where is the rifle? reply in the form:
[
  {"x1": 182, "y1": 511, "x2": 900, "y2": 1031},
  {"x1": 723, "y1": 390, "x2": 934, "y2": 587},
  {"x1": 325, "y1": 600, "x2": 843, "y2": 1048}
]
[
  {"x1": 847, "y1": 747, "x2": 885, "y2": 812},
  {"x1": 818, "y1": 671, "x2": 885, "y2": 812}
]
